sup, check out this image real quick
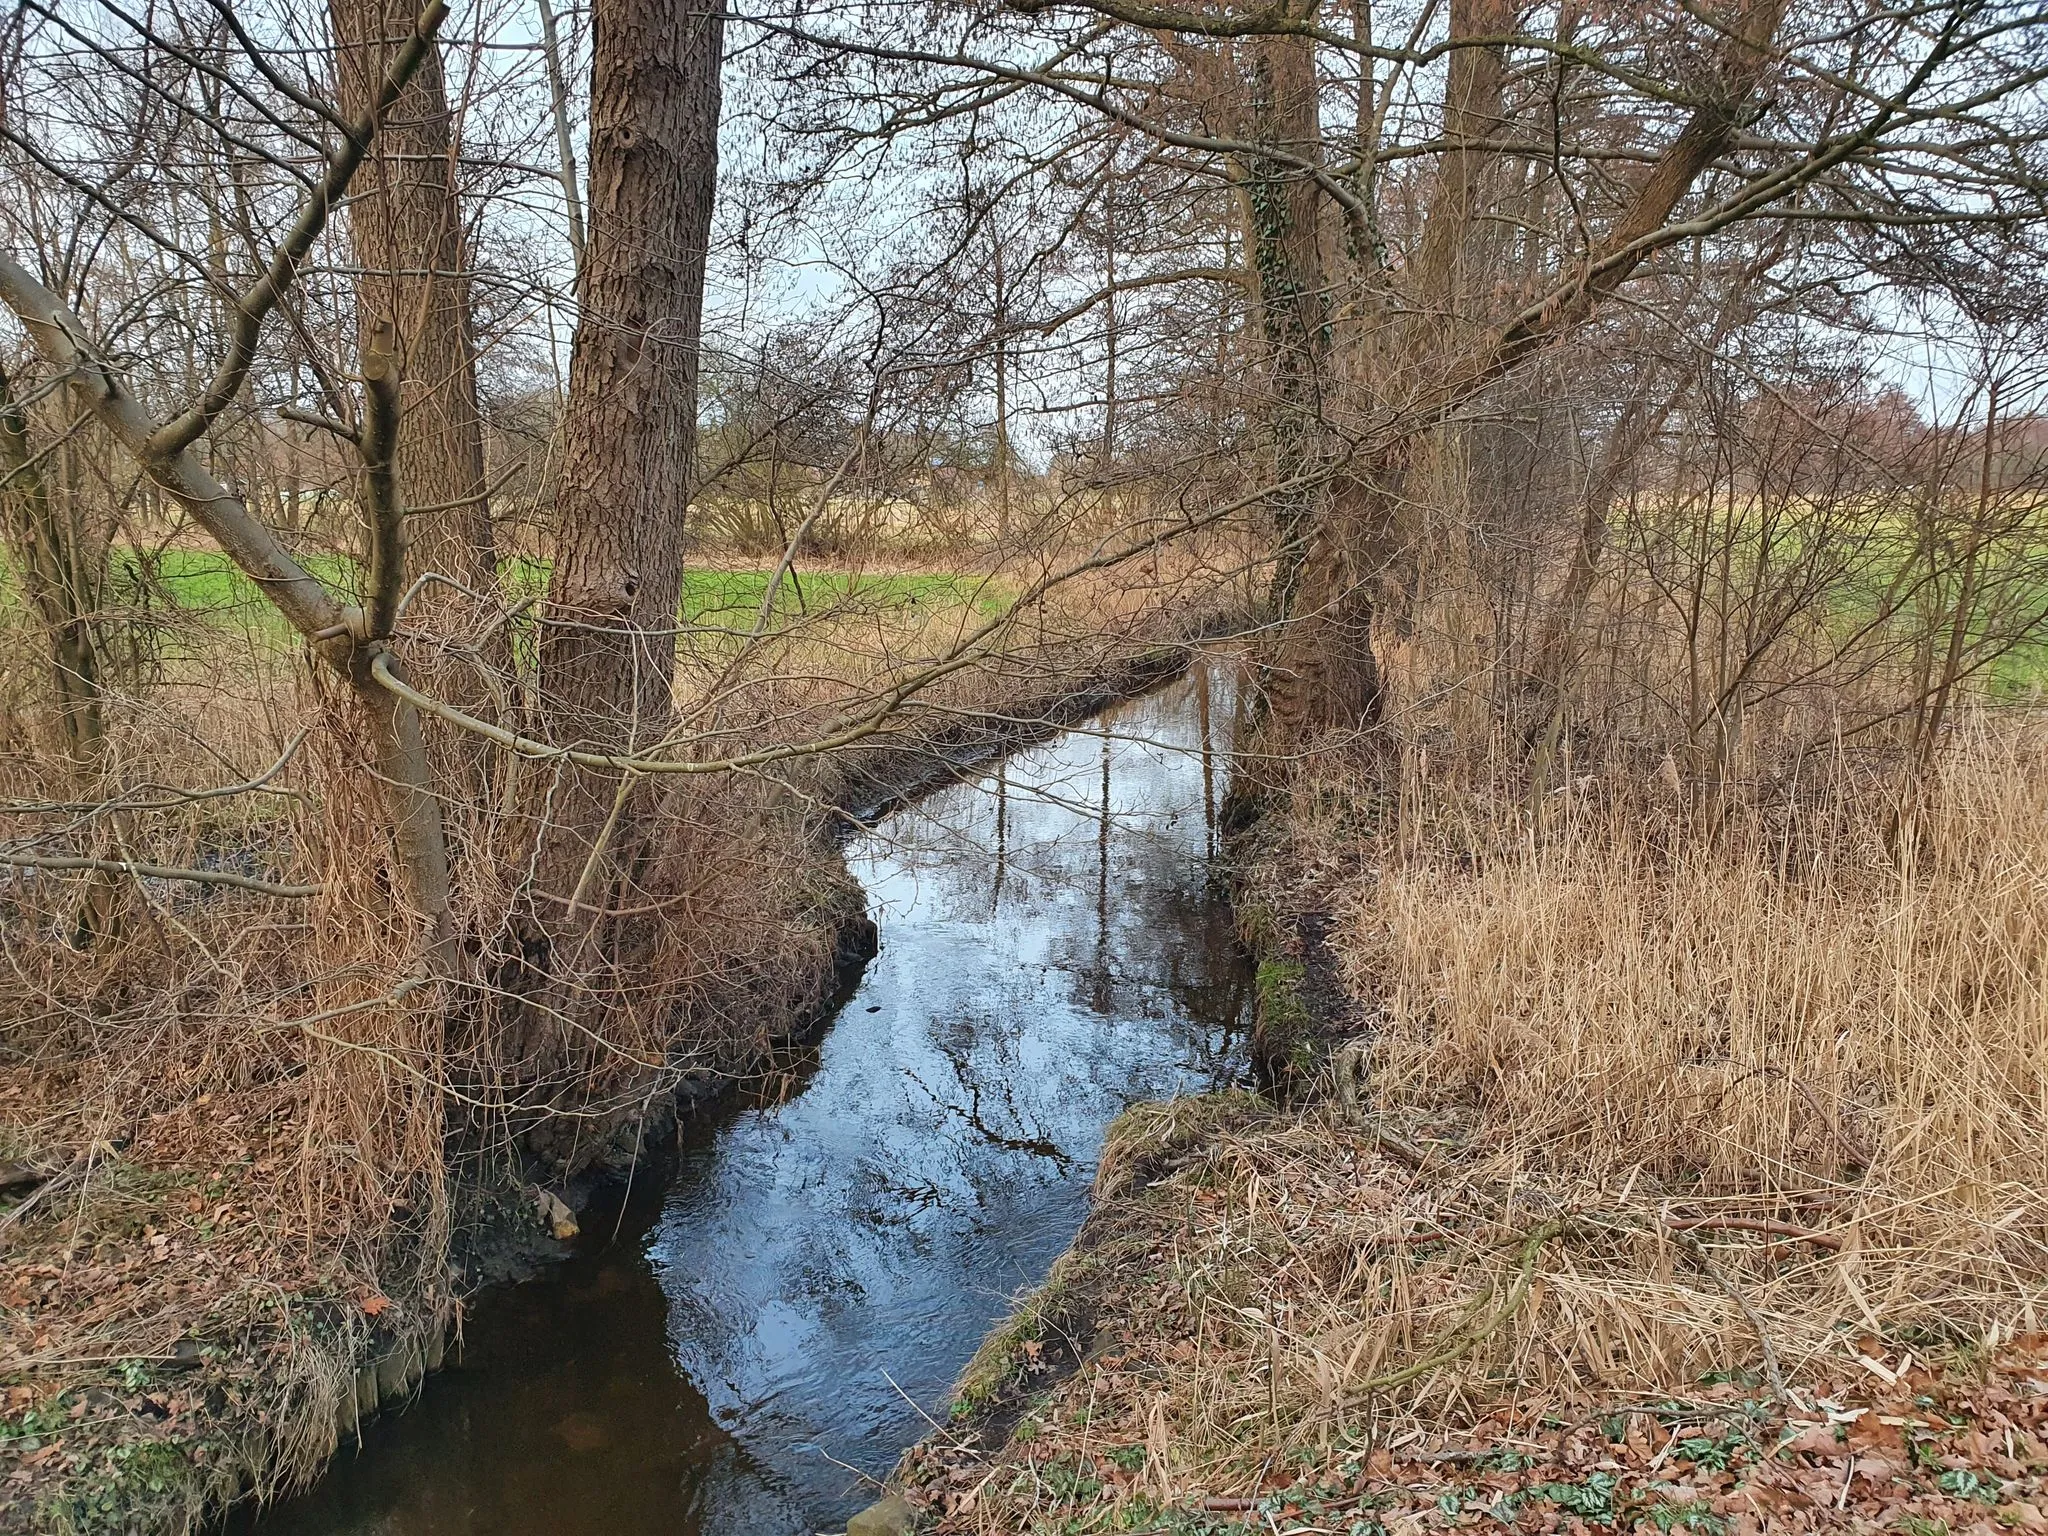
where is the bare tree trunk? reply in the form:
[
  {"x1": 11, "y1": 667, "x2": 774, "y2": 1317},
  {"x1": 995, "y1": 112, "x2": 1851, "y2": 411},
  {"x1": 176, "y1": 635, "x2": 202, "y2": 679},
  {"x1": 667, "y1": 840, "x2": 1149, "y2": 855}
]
[
  {"x1": 1520, "y1": 397, "x2": 1664, "y2": 810},
  {"x1": 0, "y1": 360, "x2": 104, "y2": 773},
  {"x1": 1367, "y1": 0, "x2": 1513, "y2": 747},
  {"x1": 1230, "y1": 23, "x2": 1383, "y2": 746},
  {"x1": 993, "y1": 229, "x2": 1012, "y2": 544},
  {"x1": 536, "y1": 0, "x2": 589, "y2": 283},
  {"x1": 329, "y1": 0, "x2": 499, "y2": 608},
  {"x1": 520, "y1": 0, "x2": 724, "y2": 1013},
  {"x1": 1240, "y1": 28, "x2": 1332, "y2": 623},
  {"x1": 331, "y1": 0, "x2": 514, "y2": 862}
]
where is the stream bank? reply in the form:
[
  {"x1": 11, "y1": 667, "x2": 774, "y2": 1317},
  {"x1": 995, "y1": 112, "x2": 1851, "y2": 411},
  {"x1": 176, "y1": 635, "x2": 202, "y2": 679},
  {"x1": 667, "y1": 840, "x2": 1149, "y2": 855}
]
[
  {"x1": 0, "y1": 616, "x2": 1245, "y2": 1536},
  {"x1": 224, "y1": 658, "x2": 1251, "y2": 1536}
]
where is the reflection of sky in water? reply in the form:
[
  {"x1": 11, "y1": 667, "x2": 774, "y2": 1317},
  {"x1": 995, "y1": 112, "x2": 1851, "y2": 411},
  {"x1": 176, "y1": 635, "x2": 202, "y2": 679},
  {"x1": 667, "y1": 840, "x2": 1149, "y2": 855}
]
[
  {"x1": 652, "y1": 665, "x2": 1248, "y2": 1525},
  {"x1": 239, "y1": 664, "x2": 1249, "y2": 1536}
]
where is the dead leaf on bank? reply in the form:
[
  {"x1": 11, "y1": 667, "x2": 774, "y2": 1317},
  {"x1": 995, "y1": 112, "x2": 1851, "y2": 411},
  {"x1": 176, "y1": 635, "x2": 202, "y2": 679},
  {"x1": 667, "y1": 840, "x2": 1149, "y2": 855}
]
[
  {"x1": 533, "y1": 1188, "x2": 578, "y2": 1241},
  {"x1": 1783, "y1": 1425, "x2": 1846, "y2": 1458},
  {"x1": 360, "y1": 1294, "x2": 390, "y2": 1318}
]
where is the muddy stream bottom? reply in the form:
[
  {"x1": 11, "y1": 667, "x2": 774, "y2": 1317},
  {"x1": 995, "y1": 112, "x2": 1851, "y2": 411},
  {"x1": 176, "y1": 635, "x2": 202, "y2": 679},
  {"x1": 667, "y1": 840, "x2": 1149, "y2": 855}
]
[{"x1": 243, "y1": 665, "x2": 1250, "y2": 1536}]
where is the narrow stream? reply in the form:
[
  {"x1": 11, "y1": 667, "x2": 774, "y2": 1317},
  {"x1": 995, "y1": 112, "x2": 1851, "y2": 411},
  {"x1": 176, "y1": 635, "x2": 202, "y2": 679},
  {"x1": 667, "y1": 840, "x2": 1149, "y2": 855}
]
[{"x1": 248, "y1": 663, "x2": 1250, "y2": 1536}]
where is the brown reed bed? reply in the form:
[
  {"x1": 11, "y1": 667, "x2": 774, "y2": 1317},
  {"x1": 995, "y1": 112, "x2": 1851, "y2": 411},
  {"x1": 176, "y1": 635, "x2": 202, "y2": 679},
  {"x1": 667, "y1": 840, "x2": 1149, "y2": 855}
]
[{"x1": 900, "y1": 716, "x2": 2048, "y2": 1535}]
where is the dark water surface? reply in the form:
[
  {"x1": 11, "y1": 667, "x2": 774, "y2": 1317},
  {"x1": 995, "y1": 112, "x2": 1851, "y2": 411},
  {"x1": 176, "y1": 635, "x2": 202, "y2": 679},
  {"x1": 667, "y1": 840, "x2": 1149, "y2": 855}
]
[{"x1": 248, "y1": 665, "x2": 1250, "y2": 1536}]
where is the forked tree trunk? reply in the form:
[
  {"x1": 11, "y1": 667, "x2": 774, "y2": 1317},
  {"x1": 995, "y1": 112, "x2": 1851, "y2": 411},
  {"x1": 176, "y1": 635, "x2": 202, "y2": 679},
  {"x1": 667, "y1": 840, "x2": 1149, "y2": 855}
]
[
  {"x1": 1233, "y1": 0, "x2": 1506, "y2": 748},
  {"x1": 1241, "y1": 0, "x2": 1786, "y2": 752},
  {"x1": 0, "y1": 3, "x2": 461, "y2": 962},
  {"x1": 0, "y1": 259, "x2": 455, "y2": 960}
]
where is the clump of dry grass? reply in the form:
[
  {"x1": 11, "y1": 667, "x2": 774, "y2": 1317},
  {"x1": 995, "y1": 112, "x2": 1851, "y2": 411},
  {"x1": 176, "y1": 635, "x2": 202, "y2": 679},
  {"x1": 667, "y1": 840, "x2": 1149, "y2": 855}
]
[
  {"x1": 1177, "y1": 710, "x2": 2048, "y2": 1439},
  {"x1": 1349, "y1": 717, "x2": 2048, "y2": 1376},
  {"x1": 905, "y1": 1092, "x2": 2048, "y2": 1534}
]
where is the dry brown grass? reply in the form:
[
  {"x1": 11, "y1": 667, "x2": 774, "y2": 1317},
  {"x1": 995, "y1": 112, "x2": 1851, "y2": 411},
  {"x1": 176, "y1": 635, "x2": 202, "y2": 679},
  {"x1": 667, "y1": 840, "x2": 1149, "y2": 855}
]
[
  {"x1": 1345, "y1": 718, "x2": 2048, "y2": 1381},
  {"x1": 901, "y1": 713, "x2": 2048, "y2": 1533},
  {"x1": 906, "y1": 1090, "x2": 2048, "y2": 1535}
]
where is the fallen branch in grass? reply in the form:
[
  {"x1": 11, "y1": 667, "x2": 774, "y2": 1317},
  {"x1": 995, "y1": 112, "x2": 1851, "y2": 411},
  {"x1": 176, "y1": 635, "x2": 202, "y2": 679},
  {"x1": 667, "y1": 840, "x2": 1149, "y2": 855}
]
[{"x1": 1670, "y1": 1226, "x2": 1791, "y2": 1401}]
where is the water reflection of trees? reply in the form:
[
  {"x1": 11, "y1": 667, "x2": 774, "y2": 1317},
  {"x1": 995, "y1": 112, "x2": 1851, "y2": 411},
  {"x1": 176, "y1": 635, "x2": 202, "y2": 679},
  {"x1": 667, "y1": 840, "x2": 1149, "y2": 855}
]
[
  {"x1": 646, "y1": 665, "x2": 1253, "y2": 1525},
  {"x1": 858, "y1": 669, "x2": 1251, "y2": 1037},
  {"x1": 908, "y1": 1038, "x2": 1073, "y2": 1165}
]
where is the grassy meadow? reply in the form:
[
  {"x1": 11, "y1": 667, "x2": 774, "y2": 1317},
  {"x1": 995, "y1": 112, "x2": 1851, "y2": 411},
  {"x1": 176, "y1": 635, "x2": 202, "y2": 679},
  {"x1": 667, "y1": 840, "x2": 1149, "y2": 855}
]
[{"x1": 29, "y1": 548, "x2": 1010, "y2": 648}]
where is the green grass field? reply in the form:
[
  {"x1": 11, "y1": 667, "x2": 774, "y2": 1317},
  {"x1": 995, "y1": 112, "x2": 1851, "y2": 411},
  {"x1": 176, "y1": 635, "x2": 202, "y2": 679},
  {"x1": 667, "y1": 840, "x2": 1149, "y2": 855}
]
[
  {"x1": 1618, "y1": 493, "x2": 2048, "y2": 699},
  {"x1": 53, "y1": 549, "x2": 1007, "y2": 640},
  {"x1": 20, "y1": 538, "x2": 2045, "y2": 694},
  {"x1": 501, "y1": 557, "x2": 1009, "y2": 628}
]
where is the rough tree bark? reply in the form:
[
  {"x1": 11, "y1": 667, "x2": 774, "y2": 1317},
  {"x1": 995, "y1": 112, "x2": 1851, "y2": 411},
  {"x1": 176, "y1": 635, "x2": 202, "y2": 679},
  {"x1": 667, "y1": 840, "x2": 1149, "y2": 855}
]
[
  {"x1": 1254, "y1": 0, "x2": 1514, "y2": 747},
  {"x1": 516, "y1": 0, "x2": 725, "y2": 1043},
  {"x1": 1200, "y1": 19, "x2": 1386, "y2": 748},
  {"x1": 328, "y1": 0, "x2": 498, "y2": 604},
  {"x1": 329, "y1": 0, "x2": 507, "y2": 856}
]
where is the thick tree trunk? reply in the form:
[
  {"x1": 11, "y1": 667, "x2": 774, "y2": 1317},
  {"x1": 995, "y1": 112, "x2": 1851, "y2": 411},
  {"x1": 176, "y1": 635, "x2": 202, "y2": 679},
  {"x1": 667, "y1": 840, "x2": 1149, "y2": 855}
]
[
  {"x1": 329, "y1": 0, "x2": 498, "y2": 603},
  {"x1": 515, "y1": 0, "x2": 724, "y2": 1052},
  {"x1": 1268, "y1": 471, "x2": 1390, "y2": 739},
  {"x1": 539, "y1": 0, "x2": 722, "y2": 806},
  {"x1": 330, "y1": 0, "x2": 507, "y2": 861},
  {"x1": 1227, "y1": 21, "x2": 1385, "y2": 747},
  {"x1": 1241, "y1": 28, "x2": 1332, "y2": 622}
]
